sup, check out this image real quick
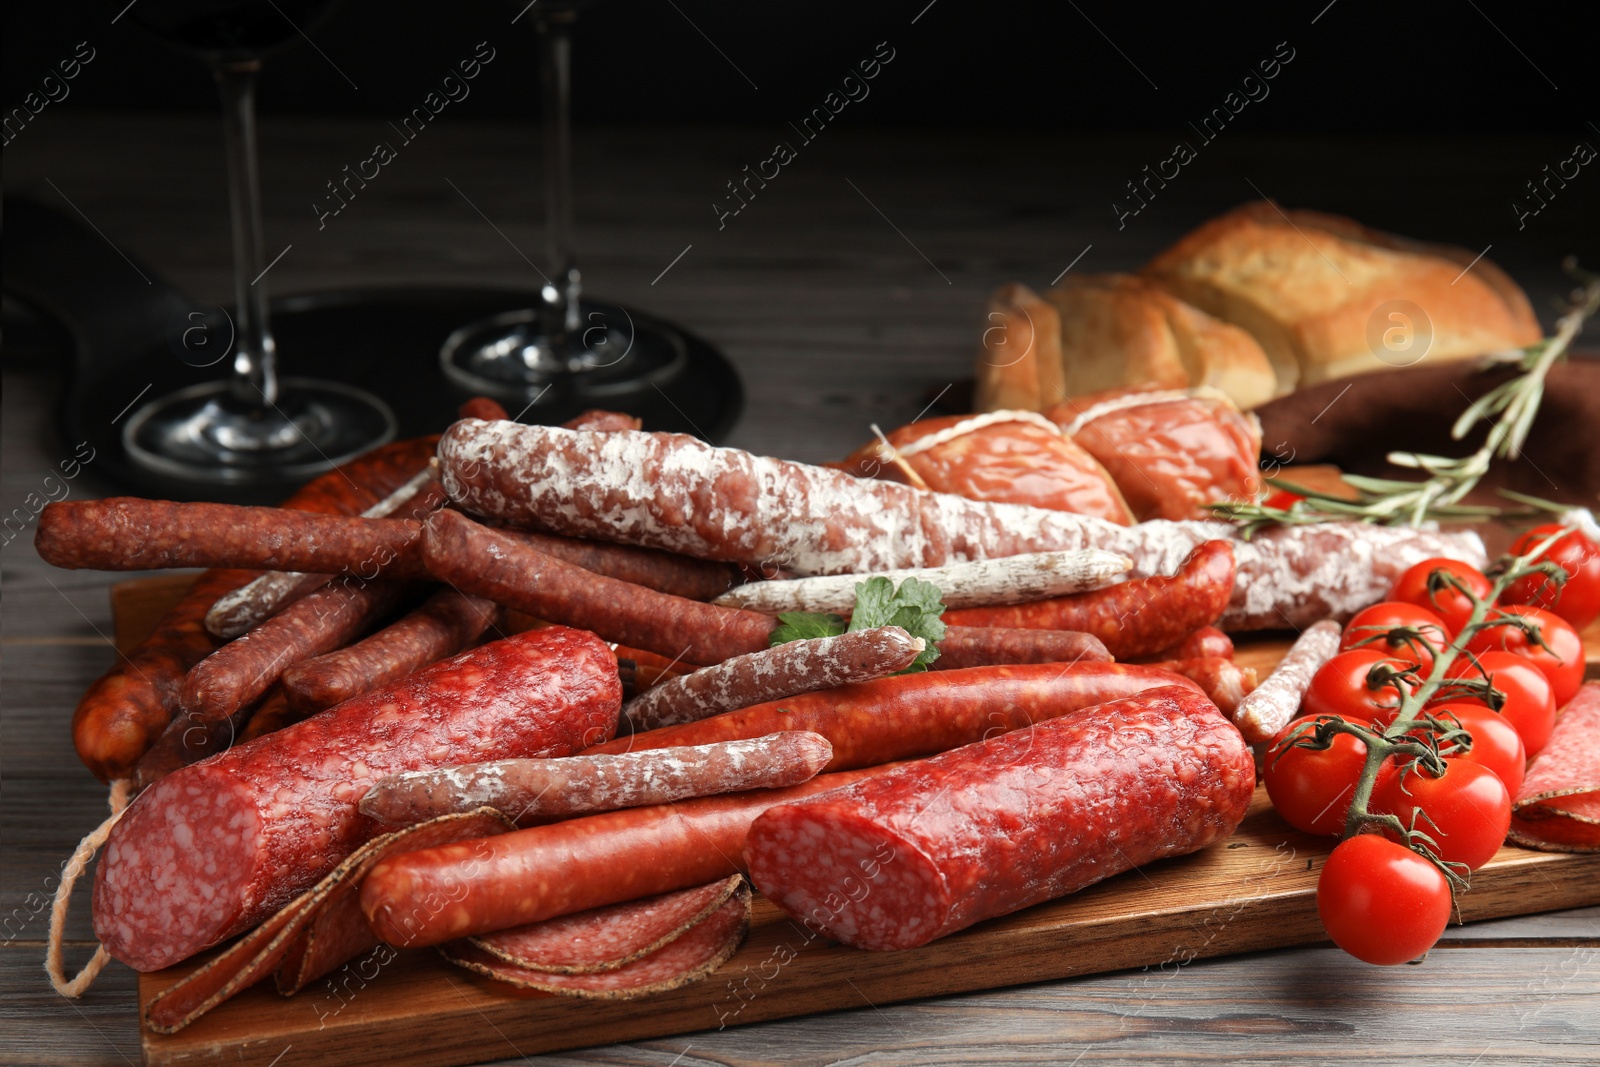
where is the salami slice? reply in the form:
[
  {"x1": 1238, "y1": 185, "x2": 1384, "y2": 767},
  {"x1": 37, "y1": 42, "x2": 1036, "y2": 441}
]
[
  {"x1": 439, "y1": 885, "x2": 750, "y2": 1000},
  {"x1": 1509, "y1": 682, "x2": 1600, "y2": 852},
  {"x1": 1232, "y1": 620, "x2": 1342, "y2": 743},
  {"x1": 470, "y1": 874, "x2": 744, "y2": 973},
  {"x1": 744, "y1": 685, "x2": 1255, "y2": 951},
  {"x1": 94, "y1": 627, "x2": 620, "y2": 972}
]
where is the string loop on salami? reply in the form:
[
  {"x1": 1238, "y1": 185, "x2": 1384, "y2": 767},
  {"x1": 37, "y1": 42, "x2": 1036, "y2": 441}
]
[{"x1": 46, "y1": 778, "x2": 133, "y2": 998}]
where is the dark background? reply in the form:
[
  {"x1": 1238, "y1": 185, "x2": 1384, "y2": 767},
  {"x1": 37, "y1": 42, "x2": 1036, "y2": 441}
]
[{"x1": 5, "y1": 0, "x2": 1592, "y2": 132}]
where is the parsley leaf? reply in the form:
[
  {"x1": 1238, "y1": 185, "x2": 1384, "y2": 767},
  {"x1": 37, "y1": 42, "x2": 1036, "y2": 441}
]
[
  {"x1": 764, "y1": 576, "x2": 948, "y2": 673},
  {"x1": 769, "y1": 611, "x2": 848, "y2": 644}
]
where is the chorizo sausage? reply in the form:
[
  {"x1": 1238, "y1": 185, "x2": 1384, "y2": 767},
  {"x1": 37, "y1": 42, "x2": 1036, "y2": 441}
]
[
  {"x1": 1134, "y1": 625, "x2": 1234, "y2": 663},
  {"x1": 501, "y1": 528, "x2": 740, "y2": 602},
  {"x1": 933, "y1": 627, "x2": 1111, "y2": 670},
  {"x1": 1147, "y1": 657, "x2": 1258, "y2": 717}
]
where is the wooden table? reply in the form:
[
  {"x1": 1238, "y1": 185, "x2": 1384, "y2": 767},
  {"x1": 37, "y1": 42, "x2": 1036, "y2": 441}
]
[{"x1": 5, "y1": 114, "x2": 1599, "y2": 1066}]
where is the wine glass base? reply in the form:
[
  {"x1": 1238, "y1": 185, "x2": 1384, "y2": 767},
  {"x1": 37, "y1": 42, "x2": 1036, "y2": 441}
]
[{"x1": 122, "y1": 377, "x2": 396, "y2": 486}]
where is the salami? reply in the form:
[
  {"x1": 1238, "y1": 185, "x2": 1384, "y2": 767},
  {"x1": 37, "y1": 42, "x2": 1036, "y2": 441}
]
[
  {"x1": 942, "y1": 540, "x2": 1235, "y2": 659},
  {"x1": 420, "y1": 510, "x2": 775, "y2": 666},
  {"x1": 1509, "y1": 682, "x2": 1600, "y2": 852},
  {"x1": 281, "y1": 588, "x2": 500, "y2": 714},
  {"x1": 503, "y1": 527, "x2": 740, "y2": 601},
  {"x1": 1231, "y1": 620, "x2": 1342, "y2": 743},
  {"x1": 1136, "y1": 625, "x2": 1235, "y2": 663},
  {"x1": 586, "y1": 662, "x2": 1205, "y2": 770},
  {"x1": 563, "y1": 409, "x2": 643, "y2": 432},
  {"x1": 744, "y1": 685, "x2": 1254, "y2": 951},
  {"x1": 436, "y1": 419, "x2": 1485, "y2": 629},
  {"x1": 932, "y1": 627, "x2": 1111, "y2": 670},
  {"x1": 359, "y1": 731, "x2": 834, "y2": 825},
  {"x1": 360, "y1": 766, "x2": 885, "y2": 948},
  {"x1": 621, "y1": 627, "x2": 924, "y2": 732},
  {"x1": 94, "y1": 627, "x2": 619, "y2": 972},
  {"x1": 1150, "y1": 657, "x2": 1258, "y2": 717},
  {"x1": 132, "y1": 684, "x2": 283, "y2": 789}
]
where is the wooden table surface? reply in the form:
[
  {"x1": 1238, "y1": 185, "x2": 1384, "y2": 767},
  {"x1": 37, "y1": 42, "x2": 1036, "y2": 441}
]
[{"x1": 5, "y1": 113, "x2": 1600, "y2": 1066}]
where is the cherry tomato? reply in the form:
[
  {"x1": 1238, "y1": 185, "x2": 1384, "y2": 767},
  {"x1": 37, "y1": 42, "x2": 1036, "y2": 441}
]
[
  {"x1": 1443, "y1": 650, "x2": 1557, "y2": 756},
  {"x1": 1372, "y1": 759, "x2": 1512, "y2": 871},
  {"x1": 1416, "y1": 702, "x2": 1526, "y2": 795},
  {"x1": 1388, "y1": 558, "x2": 1493, "y2": 636},
  {"x1": 1264, "y1": 716, "x2": 1378, "y2": 836},
  {"x1": 1263, "y1": 489, "x2": 1305, "y2": 510},
  {"x1": 1339, "y1": 602, "x2": 1449, "y2": 675},
  {"x1": 1501, "y1": 523, "x2": 1600, "y2": 630},
  {"x1": 1317, "y1": 835, "x2": 1452, "y2": 965},
  {"x1": 1465, "y1": 604, "x2": 1584, "y2": 707},
  {"x1": 1304, "y1": 649, "x2": 1420, "y2": 725}
]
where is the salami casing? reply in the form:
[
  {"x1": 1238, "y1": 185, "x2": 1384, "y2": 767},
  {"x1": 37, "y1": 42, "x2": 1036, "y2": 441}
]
[
  {"x1": 744, "y1": 685, "x2": 1254, "y2": 950},
  {"x1": 93, "y1": 627, "x2": 620, "y2": 972}
]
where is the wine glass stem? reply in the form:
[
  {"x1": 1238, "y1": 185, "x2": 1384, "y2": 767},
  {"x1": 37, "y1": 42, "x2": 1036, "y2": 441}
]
[
  {"x1": 215, "y1": 60, "x2": 278, "y2": 408},
  {"x1": 539, "y1": 14, "x2": 580, "y2": 351}
]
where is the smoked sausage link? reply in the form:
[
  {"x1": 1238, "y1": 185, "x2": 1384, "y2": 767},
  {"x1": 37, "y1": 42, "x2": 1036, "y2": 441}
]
[
  {"x1": 585, "y1": 662, "x2": 1205, "y2": 771},
  {"x1": 501, "y1": 527, "x2": 740, "y2": 602},
  {"x1": 941, "y1": 540, "x2": 1235, "y2": 659},
  {"x1": 933, "y1": 627, "x2": 1111, "y2": 670},
  {"x1": 93, "y1": 627, "x2": 620, "y2": 972},
  {"x1": 745, "y1": 685, "x2": 1255, "y2": 951}
]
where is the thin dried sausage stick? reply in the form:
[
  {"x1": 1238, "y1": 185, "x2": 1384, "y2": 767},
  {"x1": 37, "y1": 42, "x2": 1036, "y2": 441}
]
[
  {"x1": 1148, "y1": 657, "x2": 1258, "y2": 717},
  {"x1": 562, "y1": 409, "x2": 642, "y2": 432},
  {"x1": 179, "y1": 578, "x2": 408, "y2": 724},
  {"x1": 359, "y1": 766, "x2": 889, "y2": 948},
  {"x1": 1134, "y1": 625, "x2": 1234, "y2": 663},
  {"x1": 586, "y1": 662, "x2": 1205, "y2": 771},
  {"x1": 744, "y1": 685, "x2": 1255, "y2": 951},
  {"x1": 359, "y1": 730, "x2": 834, "y2": 825},
  {"x1": 281, "y1": 588, "x2": 500, "y2": 714},
  {"x1": 502, "y1": 527, "x2": 740, "y2": 602},
  {"x1": 621, "y1": 626, "x2": 924, "y2": 733},
  {"x1": 435, "y1": 420, "x2": 1487, "y2": 630},
  {"x1": 1231, "y1": 620, "x2": 1342, "y2": 743},
  {"x1": 711, "y1": 550, "x2": 1131, "y2": 614},
  {"x1": 94, "y1": 627, "x2": 620, "y2": 972},
  {"x1": 132, "y1": 684, "x2": 285, "y2": 789},
  {"x1": 942, "y1": 540, "x2": 1235, "y2": 659},
  {"x1": 420, "y1": 509, "x2": 774, "y2": 666},
  {"x1": 932, "y1": 627, "x2": 1111, "y2": 670}
]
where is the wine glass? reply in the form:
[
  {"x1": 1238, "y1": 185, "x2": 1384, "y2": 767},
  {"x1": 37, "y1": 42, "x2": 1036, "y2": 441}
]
[{"x1": 119, "y1": 0, "x2": 396, "y2": 485}]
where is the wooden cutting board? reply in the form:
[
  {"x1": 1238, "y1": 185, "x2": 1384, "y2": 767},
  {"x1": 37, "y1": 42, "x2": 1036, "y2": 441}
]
[{"x1": 110, "y1": 574, "x2": 1600, "y2": 1067}]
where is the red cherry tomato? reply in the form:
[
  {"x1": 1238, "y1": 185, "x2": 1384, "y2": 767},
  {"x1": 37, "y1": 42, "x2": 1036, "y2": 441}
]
[
  {"x1": 1340, "y1": 602, "x2": 1450, "y2": 675},
  {"x1": 1304, "y1": 649, "x2": 1420, "y2": 725},
  {"x1": 1465, "y1": 604, "x2": 1584, "y2": 707},
  {"x1": 1501, "y1": 523, "x2": 1600, "y2": 630},
  {"x1": 1388, "y1": 558, "x2": 1493, "y2": 636},
  {"x1": 1263, "y1": 489, "x2": 1305, "y2": 510},
  {"x1": 1317, "y1": 835, "x2": 1452, "y2": 965},
  {"x1": 1443, "y1": 651, "x2": 1557, "y2": 756},
  {"x1": 1263, "y1": 716, "x2": 1381, "y2": 836},
  {"x1": 1372, "y1": 759, "x2": 1512, "y2": 871},
  {"x1": 1418, "y1": 702, "x2": 1526, "y2": 795}
]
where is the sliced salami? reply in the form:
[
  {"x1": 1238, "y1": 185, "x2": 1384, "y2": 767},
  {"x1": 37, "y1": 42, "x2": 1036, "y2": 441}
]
[
  {"x1": 1509, "y1": 682, "x2": 1600, "y2": 853},
  {"x1": 1232, "y1": 620, "x2": 1342, "y2": 743}
]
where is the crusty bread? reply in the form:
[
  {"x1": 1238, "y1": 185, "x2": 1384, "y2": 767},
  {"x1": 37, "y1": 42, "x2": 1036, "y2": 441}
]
[
  {"x1": 973, "y1": 283, "x2": 1063, "y2": 413},
  {"x1": 1142, "y1": 201, "x2": 1542, "y2": 391},
  {"x1": 1046, "y1": 273, "x2": 1277, "y2": 410}
]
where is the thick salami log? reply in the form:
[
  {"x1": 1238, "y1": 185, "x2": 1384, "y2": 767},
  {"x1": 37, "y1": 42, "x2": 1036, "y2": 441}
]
[
  {"x1": 421, "y1": 509, "x2": 775, "y2": 666},
  {"x1": 68, "y1": 436, "x2": 437, "y2": 781},
  {"x1": 621, "y1": 627, "x2": 924, "y2": 732},
  {"x1": 585, "y1": 662, "x2": 1204, "y2": 771},
  {"x1": 744, "y1": 685, "x2": 1255, "y2": 950},
  {"x1": 933, "y1": 627, "x2": 1111, "y2": 670},
  {"x1": 1135, "y1": 625, "x2": 1235, "y2": 663},
  {"x1": 503, "y1": 528, "x2": 740, "y2": 601},
  {"x1": 1509, "y1": 682, "x2": 1600, "y2": 852},
  {"x1": 178, "y1": 578, "x2": 409, "y2": 724},
  {"x1": 35, "y1": 500, "x2": 425, "y2": 576},
  {"x1": 281, "y1": 588, "x2": 500, "y2": 714},
  {"x1": 94, "y1": 627, "x2": 619, "y2": 972},
  {"x1": 360, "y1": 731, "x2": 833, "y2": 825},
  {"x1": 1232, "y1": 620, "x2": 1342, "y2": 743},
  {"x1": 360, "y1": 766, "x2": 886, "y2": 947},
  {"x1": 941, "y1": 540, "x2": 1235, "y2": 659},
  {"x1": 436, "y1": 419, "x2": 1485, "y2": 630}
]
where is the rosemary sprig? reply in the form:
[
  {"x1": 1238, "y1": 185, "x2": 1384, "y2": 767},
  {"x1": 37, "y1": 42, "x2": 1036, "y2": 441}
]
[{"x1": 1214, "y1": 260, "x2": 1600, "y2": 537}]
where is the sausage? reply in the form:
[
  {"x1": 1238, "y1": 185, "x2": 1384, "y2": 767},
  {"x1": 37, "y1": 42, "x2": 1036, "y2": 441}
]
[
  {"x1": 933, "y1": 627, "x2": 1111, "y2": 670},
  {"x1": 562, "y1": 409, "x2": 643, "y2": 432},
  {"x1": 1134, "y1": 625, "x2": 1234, "y2": 663},
  {"x1": 280, "y1": 588, "x2": 500, "y2": 714},
  {"x1": 420, "y1": 509, "x2": 775, "y2": 666},
  {"x1": 359, "y1": 731, "x2": 834, "y2": 825},
  {"x1": 460, "y1": 397, "x2": 511, "y2": 422},
  {"x1": 35, "y1": 499, "x2": 426, "y2": 576},
  {"x1": 434, "y1": 419, "x2": 1487, "y2": 630},
  {"x1": 941, "y1": 540, "x2": 1235, "y2": 659},
  {"x1": 93, "y1": 627, "x2": 620, "y2": 972},
  {"x1": 68, "y1": 436, "x2": 438, "y2": 781},
  {"x1": 132, "y1": 684, "x2": 285, "y2": 789},
  {"x1": 1148, "y1": 657, "x2": 1258, "y2": 717},
  {"x1": 502, "y1": 528, "x2": 740, "y2": 602},
  {"x1": 615, "y1": 646, "x2": 691, "y2": 693},
  {"x1": 584, "y1": 662, "x2": 1206, "y2": 771},
  {"x1": 178, "y1": 578, "x2": 409, "y2": 724},
  {"x1": 234, "y1": 687, "x2": 301, "y2": 744},
  {"x1": 744, "y1": 685, "x2": 1255, "y2": 950},
  {"x1": 359, "y1": 766, "x2": 888, "y2": 948},
  {"x1": 1231, "y1": 620, "x2": 1342, "y2": 743},
  {"x1": 621, "y1": 627, "x2": 924, "y2": 732}
]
